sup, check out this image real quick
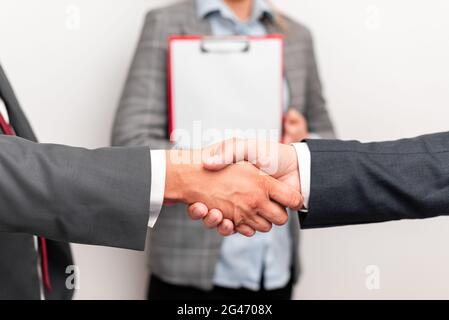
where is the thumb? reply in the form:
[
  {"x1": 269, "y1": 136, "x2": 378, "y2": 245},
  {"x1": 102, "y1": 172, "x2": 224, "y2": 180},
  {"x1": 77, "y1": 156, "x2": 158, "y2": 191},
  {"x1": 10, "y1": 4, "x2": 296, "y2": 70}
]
[
  {"x1": 203, "y1": 154, "x2": 230, "y2": 171},
  {"x1": 203, "y1": 138, "x2": 247, "y2": 171}
]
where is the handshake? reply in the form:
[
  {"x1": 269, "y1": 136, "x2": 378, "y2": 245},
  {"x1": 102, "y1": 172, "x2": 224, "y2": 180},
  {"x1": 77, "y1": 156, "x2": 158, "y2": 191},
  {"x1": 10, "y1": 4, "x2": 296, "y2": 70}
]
[{"x1": 164, "y1": 138, "x2": 303, "y2": 237}]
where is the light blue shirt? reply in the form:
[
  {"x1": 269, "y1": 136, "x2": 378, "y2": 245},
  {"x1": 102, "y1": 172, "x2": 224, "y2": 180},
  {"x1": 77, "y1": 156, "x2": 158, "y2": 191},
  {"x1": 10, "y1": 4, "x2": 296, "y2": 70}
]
[{"x1": 196, "y1": 0, "x2": 293, "y2": 291}]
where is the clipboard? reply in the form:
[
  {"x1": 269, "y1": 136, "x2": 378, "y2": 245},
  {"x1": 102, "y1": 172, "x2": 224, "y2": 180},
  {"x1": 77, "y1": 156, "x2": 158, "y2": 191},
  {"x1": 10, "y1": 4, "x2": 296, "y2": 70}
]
[{"x1": 168, "y1": 35, "x2": 284, "y2": 149}]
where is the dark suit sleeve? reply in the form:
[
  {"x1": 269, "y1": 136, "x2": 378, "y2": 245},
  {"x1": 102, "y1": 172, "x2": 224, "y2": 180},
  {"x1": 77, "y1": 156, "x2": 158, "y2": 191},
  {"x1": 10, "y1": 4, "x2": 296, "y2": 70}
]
[
  {"x1": 0, "y1": 135, "x2": 151, "y2": 250},
  {"x1": 300, "y1": 132, "x2": 449, "y2": 228}
]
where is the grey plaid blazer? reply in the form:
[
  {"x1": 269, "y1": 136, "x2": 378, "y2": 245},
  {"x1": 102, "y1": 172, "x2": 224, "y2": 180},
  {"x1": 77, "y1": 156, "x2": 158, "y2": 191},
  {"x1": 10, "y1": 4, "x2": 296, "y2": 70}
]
[{"x1": 112, "y1": 0, "x2": 335, "y2": 290}]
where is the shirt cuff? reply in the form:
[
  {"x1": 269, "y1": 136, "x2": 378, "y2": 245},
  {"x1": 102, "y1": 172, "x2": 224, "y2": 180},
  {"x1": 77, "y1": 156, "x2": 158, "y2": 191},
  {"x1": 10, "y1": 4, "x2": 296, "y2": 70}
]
[
  {"x1": 148, "y1": 150, "x2": 166, "y2": 228},
  {"x1": 292, "y1": 142, "x2": 311, "y2": 212}
]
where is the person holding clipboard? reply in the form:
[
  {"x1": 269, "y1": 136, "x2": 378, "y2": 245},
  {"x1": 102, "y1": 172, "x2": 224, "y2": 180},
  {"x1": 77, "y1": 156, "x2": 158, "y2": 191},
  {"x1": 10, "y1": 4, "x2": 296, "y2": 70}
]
[{"x1": 112, "y1": 0, "x2": 335, "y2": 300}]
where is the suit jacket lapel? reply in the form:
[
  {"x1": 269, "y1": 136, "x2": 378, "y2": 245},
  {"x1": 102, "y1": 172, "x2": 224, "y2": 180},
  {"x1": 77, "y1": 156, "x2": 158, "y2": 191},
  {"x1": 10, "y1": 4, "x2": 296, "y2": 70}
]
[{"x1": 0, "y1": 64, "x2": 37, "y2": 141}]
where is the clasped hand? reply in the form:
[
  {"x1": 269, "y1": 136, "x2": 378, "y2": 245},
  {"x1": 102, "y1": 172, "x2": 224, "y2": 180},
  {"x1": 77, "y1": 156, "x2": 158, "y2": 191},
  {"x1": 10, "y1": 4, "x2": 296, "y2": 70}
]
[{"x1": 165, "y1": 139, "x2": 302, "y2": 237}]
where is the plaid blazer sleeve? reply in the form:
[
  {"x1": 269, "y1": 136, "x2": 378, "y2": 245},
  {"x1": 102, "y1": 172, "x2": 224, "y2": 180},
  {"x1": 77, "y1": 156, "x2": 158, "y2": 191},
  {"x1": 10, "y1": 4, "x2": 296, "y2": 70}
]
[
  {"x1": 112, "y1": 11, "x2": 172, "y2": 149},
  {"x1": 303, "y1": 29, "x2": 336, "y2": 139}
]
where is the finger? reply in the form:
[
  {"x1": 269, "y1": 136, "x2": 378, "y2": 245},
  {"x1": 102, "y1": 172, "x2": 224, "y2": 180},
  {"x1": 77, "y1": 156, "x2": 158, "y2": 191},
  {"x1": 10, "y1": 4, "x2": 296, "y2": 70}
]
[
  {"x1": 284, "y1": 123, "x2": 298, "y2": 136},
  {"x1": 187, "y1": 203, "x2": 209, "y2": 220},
  {"x1": 282, "y1": 132, "x2": 293, "y2": 144},
  {"x1": 235, "y1": 224, "x2": 256, "y2": 237},
  {"x1": 282, "y1": 135, "x2": 293, "y2": 145},
  {"x1": 243, "y1": 215, "x2": 272, "y2": 233},
  {"x1": 266, "y1": 176, "x2": 303, "y2": 210},
  {"x1": 217, "y1": 219, "x2": 235, "y2": 236},
  {"x1": 286, "y1": 116, "x2": 300, "y2": 126},
  {"x1": 285, "y1": 123, "x2": 308, "y2": 143},
  {"x1": 285, "y1": 113, "x2": 305, "y2": 130},
  {"x1": 203, "y1": 209, "x2": 224, "y2": 229},
  {"x1": 285, "y1": 125, "x2": 304, "y2": 142},
  {"x1": 286, "y1": 109, "x2": 301, "y2": 123},
  {"x1": 258, "y1": 200, "x2": 289, "y2": 226}
]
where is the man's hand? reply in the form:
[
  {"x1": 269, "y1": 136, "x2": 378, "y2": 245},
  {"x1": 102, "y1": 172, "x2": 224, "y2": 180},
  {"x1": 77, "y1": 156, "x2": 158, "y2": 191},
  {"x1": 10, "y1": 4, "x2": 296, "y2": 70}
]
[
  {"x1": 187, "y1": 139, "x2": 301, "y2": 236},
  {"x1": 203, "y1": 138, "x2": 300, "y2": 193},
  {"x1": 165, "y1": 149, "x2": 302, "y2": 234}
]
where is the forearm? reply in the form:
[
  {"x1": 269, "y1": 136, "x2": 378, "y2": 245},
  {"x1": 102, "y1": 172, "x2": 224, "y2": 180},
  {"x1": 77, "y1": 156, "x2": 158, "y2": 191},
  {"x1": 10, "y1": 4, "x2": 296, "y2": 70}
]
[
  {"x1": 0, "y1": 136, "x2": 151, "y2": 250},
  {"x1": 301, "y1": 133, "x2": 449, "y2": 228}
]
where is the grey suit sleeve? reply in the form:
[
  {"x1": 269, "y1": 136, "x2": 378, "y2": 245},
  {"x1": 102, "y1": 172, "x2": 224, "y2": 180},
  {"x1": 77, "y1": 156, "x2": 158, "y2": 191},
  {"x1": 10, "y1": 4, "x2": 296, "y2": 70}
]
[
  {"x1": 0, "y1": 135, "x2": 151, "y2": 251},
  {"x1": 301, "y1": 132, "x2": 449, "y2": 228},
  {"x1": 112, "y1": 11, "x2": 172, "y2": 149},
  {"x1": 303, "y1": 31, "x2": 335, "y2": 139}
]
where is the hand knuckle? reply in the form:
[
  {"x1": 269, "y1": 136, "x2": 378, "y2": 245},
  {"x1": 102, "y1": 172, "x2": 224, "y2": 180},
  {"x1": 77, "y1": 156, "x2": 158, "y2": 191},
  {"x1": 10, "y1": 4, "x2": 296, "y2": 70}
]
[
  {"x1": 234, "y1": 213, "x2": 244, "y2": 226},
  {"x1": 277, "y1": 214, "x2": 288, "y2": 226},
  {"x1": 245, "y1": 196, "x2": 259, "y2": 210},
  {"x1": 289, "y1": 191, "x2": 302, "y2": 208},
  {"x1": 260, "y1": 223, "x2": 272, "y2": 233}
]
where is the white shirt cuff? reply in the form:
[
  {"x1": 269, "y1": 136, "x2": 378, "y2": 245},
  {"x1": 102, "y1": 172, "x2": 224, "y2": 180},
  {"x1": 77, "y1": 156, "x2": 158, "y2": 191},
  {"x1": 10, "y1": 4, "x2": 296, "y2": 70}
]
[
  {"x1": 292, "y1": 142, "x2": 311, "y2": 211},
  {"x1": 148, "y1": 150, "x2": 166, "y2": 228}
]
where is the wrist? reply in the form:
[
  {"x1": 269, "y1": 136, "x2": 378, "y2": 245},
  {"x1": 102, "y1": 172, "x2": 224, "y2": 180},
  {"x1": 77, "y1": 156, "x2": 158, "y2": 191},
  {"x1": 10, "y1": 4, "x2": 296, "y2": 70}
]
[{"x1": 164, "y1": 149, "x2": 203, "y2": 204}]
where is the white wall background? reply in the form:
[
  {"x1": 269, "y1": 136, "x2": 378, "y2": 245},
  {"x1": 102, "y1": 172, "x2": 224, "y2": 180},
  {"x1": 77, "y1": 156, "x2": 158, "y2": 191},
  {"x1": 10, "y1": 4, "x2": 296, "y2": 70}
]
[{"x1": 0, "y1": 0, "x2": 448, "y2": 299}]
